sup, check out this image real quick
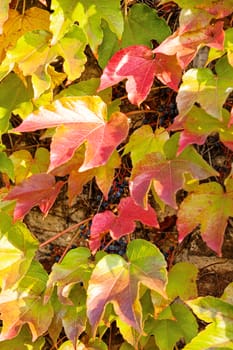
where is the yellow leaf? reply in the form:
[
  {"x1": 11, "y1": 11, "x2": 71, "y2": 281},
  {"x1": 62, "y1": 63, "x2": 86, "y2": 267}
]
[
  {"x1": 0, "y1": 7, "x2": 50, "y2": 62},
  {"x1": 0, "y1": 0, "x2": 10, "y2": 35}
]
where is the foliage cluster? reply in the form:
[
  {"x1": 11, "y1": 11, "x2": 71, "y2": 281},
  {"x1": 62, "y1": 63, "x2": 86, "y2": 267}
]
[{"x1": 0, "y1": 0, "x2": 233, "y2": 348}]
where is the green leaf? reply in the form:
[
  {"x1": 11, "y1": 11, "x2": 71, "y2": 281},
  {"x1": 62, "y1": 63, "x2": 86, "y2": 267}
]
[
  {"x1": 177, "y1": 57, "x2": 233, "y2": 119},
  {"x1": 0, "y1": 219, "x2": 38, "y2": 289},
  {"x1": 187, "y1": 296, "x2": 233, "y2": 324},
  {"x1": 183, "y1": 321, "x2": 233, "y2": 350},
  {"x1": 145, "y1": 317, "x2": 182, "y2": 350},
  {"x1": 10, "y1": 148, "x2": 50, "y2": 184},
  {"x1": 5, "y1": 30, "x2": 55, "y2": 98},
  {"x1": 98, "y1": 20, "x2": 119, "y2": 68},
  {"x1": 171, "y1": 302, "x2": 198, "y2": 343},
  {"x1": 56, "y1": 25, "x2": 87, "y2": 81},
  {"x1": 0, "y1": 151, "x2": 14, "y2": 180},
  {"x1": 77, "y1": 0, "x2": 123, "y2": 53},
  {"x1": 45, "y1": 247, "x2": 92, "y2": 303},
  {"x1": 0, "y1": 73, "x2": 33, "y2": 133},
  {"x1": 0, "y1": 261, "x2": 53, "y2": 341},
  {"x1": 87, "y1": 239, "x2": 167, "y2": 334},
  {"x1": 123, "y1": 125, "x2": 169, "y2": 166},
  {"x1": 58, "y1": 78, "x2": 100, "y2": 98},
  {"x1": 0, "y1": 325, "x2": 45, "y2": 350},
  {"x1": 122, "y1": 4, "x2": 171, "y2": 48},
  {"x1": 167, "y1": 262, "x2": 198, "y2": 300}
]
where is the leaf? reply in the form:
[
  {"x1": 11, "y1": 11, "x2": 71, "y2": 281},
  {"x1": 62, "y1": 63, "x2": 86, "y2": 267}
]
[
  {"x1": 177, "y1": 180, "x2": 233, "y2": 256},
  {"x1": 0, "y1": 7, "x2": 50, "y2": 62},
  {"x1": 0, "y1": 260, "x2": 53, "y2": 341},
  {"x1": 56, "y1": 25, "x2": 87, "y2": 81},
  {"x1": 14, "y1": 96, "x2": 129, "y2": 172},
  {"x1": 45, "y1": 247, "x2": 92, "y2": 303},
  {"x1": 0, "y1": 73, "x2": 33, "y2": 133},
  {"x1": 183, "y1": 321, "x2": 233, "y2": 350},
  {"x1": 98, "y1": 45, "x2": 181, "y2": 105},
  {"x1": 10, "y1": 148, "x2": 50, "y2": 184},
  {"x1": 121, "y1": 4, "x2": 171, "y2": 48},
  {"x1": 59, "y1": 286, "x2": 87, "y2": 347},
  {"x1": 50, "y1": 0, "x2": 123, "y2": 52},
  {"x1": 4, "y1": 29, "x2": 54, "y2": 98},
  {"x1": 166, "y1": 262, "x2": 198, "y2": 300},
  {"x1": 170, "y1": 106, "x2": 233, "y2": 154},
  {"x1": 0, "y1": 0, "x2": 10, "y2": 35},
  {"x1": 0, "y1": 325, "x2": 45, "y2": 350},
  {"x1": 87, "y1": 239, "x2": 167, "y2": 334},
  {"x1": 176, "y1": 57, "x2": 233, "y2": 119},
  {"x1": 154, "y1": 21, "x2": 224, "y2": 69},
  {"x1": 75, "y1": 0, "x2": 123, "y2": 53},
  {"x1": 123, "y1": 125, "x2": 169, "y2": 166},
  {"x1": 89, "y1": 196, "x2": 159, "y2": 253},
  {"x1": 130, "y1": 146, "x2": 217, "y2": 209},
  {"x1": 0, "y1": 151, "x2": 14, "y2": 180},
  {"x1": 145, "y1": 318, "x2": 182, "y2": 350},
  {"x1": 184, "y1": 296, "x2": 233, "y2": 349},
  {"x1": 170, "y1": 302, "x2": 198, "y2": 343},
  {"x1": 4, "y1": 173, "x2": 65, "y2": 221},
  {"x1": 0, "y1": 216, "x2": 38, "y2": 289}
]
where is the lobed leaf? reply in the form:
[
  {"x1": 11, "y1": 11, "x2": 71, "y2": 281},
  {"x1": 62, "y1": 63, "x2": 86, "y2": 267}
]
[
  {"x1": 176, "y1": 57, "x2": 233, "y2": 119},
  {"x1": 98, "y1": 45, "x2": 181, "y2": 105},
  {"x1": 87, "y1": 239, "x2": 167, "y2": 334},
  {"x1": 89, "y1": 196, "x2": 159, "y2": 253},
  {"x1": 4, "y1": 173, "x2": 64, "y2": 221},
  {"x1": 0, "y1": 261, "x2": 53, "y2": 341},
  {"x1": 0, "y1": 215, "x2": 38, "y2": 289},
  {"x1": 177, "y1": 180, "x2": 233, "y2": 256},
  {"x1": 130, "y1": 147, "x2": 217, "y2": 209},
  {"x1": 14, "y1": 96, "x2": 129, "y2": 172}
]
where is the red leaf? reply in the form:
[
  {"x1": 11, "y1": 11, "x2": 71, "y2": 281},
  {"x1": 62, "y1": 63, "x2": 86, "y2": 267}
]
[
  {"x1": 98, "y1": 45, "x2": 181, "y2": 105},
  {"x1": 4, "y1": 174, "x2": 64, "y2": 221},
  {"x1": 177, "y1": 180, "x2": 233, "y2": 256},
  {"x1": 90, "y1": 197, "x2": 159, "y2": 253},
  {"x1": 154, "y1": 21, "x2": 224, "y2": 69},
  {"x1": 130, "y1": 151, "x2": 217, "y2": 209},
  {"x1": 170, "y1": 107, "x2": 233, "y2": 154},
  {"x1": 98, "y1": 45, "x2": 157, "y2": 105},
  {"x1": 14, "y1": 96, "x2": 129, "y2": 171}
]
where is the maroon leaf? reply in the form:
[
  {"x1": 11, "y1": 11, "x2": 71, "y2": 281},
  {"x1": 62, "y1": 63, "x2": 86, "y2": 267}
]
[
  {"x1": 90, "y1": 197, "x2": 159, "y2": 253},
  {"x1": 4, "y1": 174, "x2": 64, "y2": 221}
]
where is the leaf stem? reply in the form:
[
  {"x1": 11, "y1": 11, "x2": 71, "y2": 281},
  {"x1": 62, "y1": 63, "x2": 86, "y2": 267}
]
[{"x1": 39, "y1": 217, "x2": 92, "y2": 248}]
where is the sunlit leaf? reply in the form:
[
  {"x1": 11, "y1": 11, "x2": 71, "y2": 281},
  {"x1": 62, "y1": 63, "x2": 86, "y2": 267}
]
[
  {"x1": 98, "y1": 45, "x2": 181, "y2": 105},
  {"x1": 45, "y1": 247, "x2": 92, "y2": 303},
  {"x1": 130, "y1": 146, "x2": 217, "y2": 209},
  {"x1": 123, "y1": 125, "x2": 169, "y2": 166},
  {"x1": 176, "y1": 57, "x2": 233, "y2": 119},
  {"x1": 14, "y1": 96, "x2": 129, "y2": 172},
  {"x1": 177, "y1": 180, "x2": 233, "y2": 256},
  {"x1": 170, "y1": 106, "x2": 233, "y2": 154},
  {"x1": 167, "y1": 262, "x2": 198, "y2": 300},
  {"x1": 0, "y1": 215, "x2": 38, "y2": 289},
  {"x1": 10, "y1": 148, "x2": 50, "y2": 184},
  {"x1": 87, "y1": 239, "x2": 167, "y2": 334},
  {"x1": 0, "y1": 261, "x2": 53, "y2": 341}
]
